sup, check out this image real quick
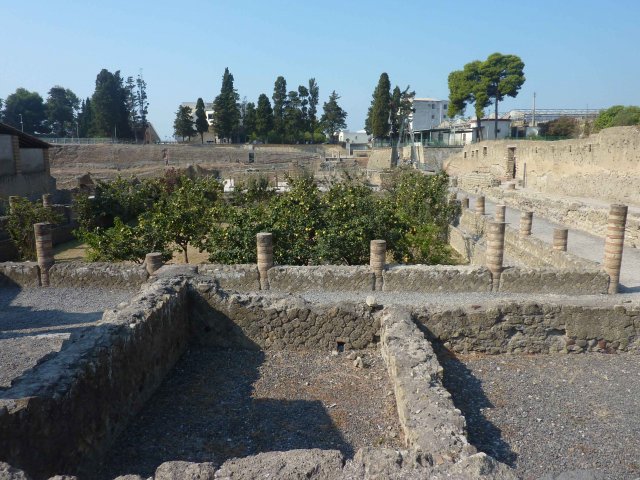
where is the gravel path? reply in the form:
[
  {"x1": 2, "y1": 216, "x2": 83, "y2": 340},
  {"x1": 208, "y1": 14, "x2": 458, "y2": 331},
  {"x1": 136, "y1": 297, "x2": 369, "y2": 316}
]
[
  {"x1": 441, "y1": 352, "x2": 640, "y2": 480},
  {"x1": 98, "y1": 347, "x2": 400, "y2": 479},
  {"x1": 0, "y1": 287, "x2": 135, "y2": 389}
]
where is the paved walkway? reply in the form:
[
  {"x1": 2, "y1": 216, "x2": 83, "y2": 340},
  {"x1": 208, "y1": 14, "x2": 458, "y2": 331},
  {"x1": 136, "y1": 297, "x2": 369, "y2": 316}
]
[{"x1": 461, "y1": 192, "x2": 640, "y2": 293}]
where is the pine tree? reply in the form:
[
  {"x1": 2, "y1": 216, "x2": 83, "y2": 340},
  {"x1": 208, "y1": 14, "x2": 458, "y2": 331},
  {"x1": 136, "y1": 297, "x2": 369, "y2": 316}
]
[
  {"x1": 45, "y1": 86, "x2": 79, "y2": 137},
  {"x1": 366, "y1": 73, "x2": 391, "y2": 139},
  {"x1": 255, "y1": 93, "x2": 274, "y2": 142},
  {"x1": 320, "y1": 91, "x2": 347, "y2": 143},
  {"x1": 173, "y1": 105, "x2": 196, "y2": 142},
  {"x1": 212, "y1": 67, "x2": 240, "y2": 142},
  {"x1": 195, "y1": 98, "x2": 209, "y2": 144}
]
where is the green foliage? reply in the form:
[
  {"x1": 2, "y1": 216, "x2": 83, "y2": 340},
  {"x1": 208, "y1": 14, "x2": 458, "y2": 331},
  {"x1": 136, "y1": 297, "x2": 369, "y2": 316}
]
[
  {"x1": 539, "y1": 117, "x2": 578, "y2": 138},
  {"x1": 213, "y1": 68, "x2": 241, "y2": 141},
  {"x1": 308, "y1": 78, "x2": 320, "y2": 137},
  {"x1": 6, "y1": 197, "x2": 62, "y2": 260},
  {"x1": 45, "y1": 86, "x2": 79, "y2": 137},
  {"x1": 320, "y1": 90, "x2": 347, "y2": 143},
  {"x1": 80, "y1": 217, "x2": 171, "y2": 263},
  {"x1": 243, "y1": 101, "x2": 257, "y2": 139},
  {"x1": 195, "y1": 97, "x2": 209, "y2": 143},
  {"x1": 2, "y1": 88, "x2": 46, "y2": 134},
  {"x1": 173, "y1": 105, "x2": 196, "y2": 141},
  {"x1": 366, "y1": 73, "x2": 391, "y2": 138},
  {"x1": 77, "y1": 170, "x2": 458, "y2": 267},
  {"x1": 89, "y1": 69, "x2": 133, "y2": 138},
  {"x1": 255, "y1": 94, "x2": 274, "y2": 141},
  {"x1": 144, "y1": 176, "x2": 222, "y2": 263},
  {"x1": 593, "y1": 105, "x2": 640, "y2": 131},
  {"x1": 272, "y1": 76, "x2": 288, "y2": 138},
  {"x1": 448, "y1": 53, "x2": 525, "y2": 139},
  {"x1": 77, "y1": 98, "x2": 93, "y2": 137}
]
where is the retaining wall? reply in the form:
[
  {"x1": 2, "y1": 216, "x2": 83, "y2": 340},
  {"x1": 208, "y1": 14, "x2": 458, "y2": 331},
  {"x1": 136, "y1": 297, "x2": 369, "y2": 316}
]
[
  {"x1": 453, "y1": 208, "x2": 609, "y2": 294},
  {"x1": 190, "y1": 279, "x2": 380, "y2": 350},
  {"x1": 414, "y1": 301, "x2": 640, "y2": 355},
  {"x1": 0, "y1": 278, "x2": 190, "y2": 479}
]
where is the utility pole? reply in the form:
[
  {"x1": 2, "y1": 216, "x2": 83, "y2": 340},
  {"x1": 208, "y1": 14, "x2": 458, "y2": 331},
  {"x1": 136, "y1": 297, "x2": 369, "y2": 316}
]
[{"x1": 532, "y1": 92, "x2": 537, "y2": 127}]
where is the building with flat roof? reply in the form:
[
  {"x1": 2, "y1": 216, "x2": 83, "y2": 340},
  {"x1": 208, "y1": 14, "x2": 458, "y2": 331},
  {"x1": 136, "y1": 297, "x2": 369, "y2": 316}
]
[
  {"x1": 409, "y1": 98, "x2": 450, "y2": 133},
  {"x1": 180, "y1": 102, "x2": 215, "y2": 126}
]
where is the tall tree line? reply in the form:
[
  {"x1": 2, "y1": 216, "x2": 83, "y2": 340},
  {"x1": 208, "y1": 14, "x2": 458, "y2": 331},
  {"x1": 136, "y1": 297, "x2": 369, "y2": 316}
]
[
  {"x1": 176, "y1": 68, "x2": 346, "y2": 144},
  {"x1": 365, "y1": 73, "x2": 415, "y2": 142},
  {"x1": 0, "y1": 68, "x2": 149, "y2": 140}
]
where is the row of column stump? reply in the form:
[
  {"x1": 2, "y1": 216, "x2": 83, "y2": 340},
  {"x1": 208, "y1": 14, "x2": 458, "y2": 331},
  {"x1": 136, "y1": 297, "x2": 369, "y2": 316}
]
[
  {"x1": 23, "y1": 194, "x2": 628, "y2": 294},
  {"x1": 461, "y1": 195, "x2": 628, "y2": 294}
]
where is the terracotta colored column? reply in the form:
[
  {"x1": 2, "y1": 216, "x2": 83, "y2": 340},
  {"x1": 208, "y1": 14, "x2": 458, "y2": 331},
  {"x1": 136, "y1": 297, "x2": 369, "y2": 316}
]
[
  {"x1": 519, "y1": 211, "x2": 533, "y2": 237},
  {"x1": 475, "y1": 196, "x2": 485, "y2": 215},
  {"x1": 495, "y1": 204, "x2": 506, "y2": 223},
  {"x1": 553, "y1": 228, "x2": 568, "y2": 252},
  {"x1": 604, "y1": 204, "x2": 628, "y2": 294},
  {"x1": 257, "y1": 232, "x2": 273, "y2": 290},
  {"x1": 34, "y1": 222, "x2": 54, "y2": 287},
  {"x1": 486, "y1": 221, "x2": 506, "y2": 290},
  {"x1": 145, "y1": 252, "x2": 164, "y2": 275},
  {"x1": 370, "y1": 240, "x2": 386, "y2": 291}
]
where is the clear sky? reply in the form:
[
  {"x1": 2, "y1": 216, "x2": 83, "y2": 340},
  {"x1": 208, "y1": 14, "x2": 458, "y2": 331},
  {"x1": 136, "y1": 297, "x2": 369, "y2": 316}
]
[{"x1": 2, "y1": 0, "x2": 639, "y2": 139}]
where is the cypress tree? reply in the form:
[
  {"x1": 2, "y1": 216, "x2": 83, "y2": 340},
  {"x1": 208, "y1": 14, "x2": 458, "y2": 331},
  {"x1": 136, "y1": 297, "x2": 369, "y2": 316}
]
[
  {"x1": 255, "y1": 93, "x2": 274, "y2": 142},
  {"x1": 195, "y1": 97, "x2": 209, "y2": 144},
  {"x1": 212, "y1": 67, "x2": 240, "y2": 142},
  {"x1": 366, "y1": 73, "x2": 391, "y2": 139},
  {"x1": 272, "y1": 76, "x2": 287, "y2": 140}
]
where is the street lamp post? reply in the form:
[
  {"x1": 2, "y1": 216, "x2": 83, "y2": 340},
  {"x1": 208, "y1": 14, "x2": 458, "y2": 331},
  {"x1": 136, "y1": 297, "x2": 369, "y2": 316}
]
[{"x1": 18, "y1": 114, "x2": 24, "y2": 132}]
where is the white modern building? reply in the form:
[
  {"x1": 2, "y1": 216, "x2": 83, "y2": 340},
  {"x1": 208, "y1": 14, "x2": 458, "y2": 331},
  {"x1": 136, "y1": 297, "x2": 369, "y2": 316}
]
[
  {"x1": 409, "y1": 98, "x2": 450, "y2": 132},
  {"x1": 180, "y1": 102, "x2": 215, "y2": 126},
  {"x1": 338, "y1": 130, "x2": 369, "y2": 144}
]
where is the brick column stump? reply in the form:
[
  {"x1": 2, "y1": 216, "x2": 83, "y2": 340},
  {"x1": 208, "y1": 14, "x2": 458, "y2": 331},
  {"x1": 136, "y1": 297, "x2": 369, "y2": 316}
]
[
  {"x1": 257, "y1": 232, "x2": 273, "y2": 290},
  {"x1": 604, "y1": 204, "x2": 628, "y2": 294},
  {"x1": 34, "y1": 222, "x2": 54, "y2": 286},
  {"x1": 370, "y1": 240, "x2": 386, "y2": 291}
]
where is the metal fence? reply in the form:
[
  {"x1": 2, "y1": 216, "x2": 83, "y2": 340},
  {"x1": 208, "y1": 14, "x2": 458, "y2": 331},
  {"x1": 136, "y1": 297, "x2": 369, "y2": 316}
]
[{"x1": 38, "y1": 137, "x2": 172, "y2": 145}]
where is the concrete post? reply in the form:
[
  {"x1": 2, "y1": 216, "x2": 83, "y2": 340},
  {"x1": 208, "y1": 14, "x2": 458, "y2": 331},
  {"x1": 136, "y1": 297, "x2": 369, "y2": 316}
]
[
  {"x1": 145, "y1": 252, "x2": 164, "y2": 275},
  {"x1": 475, "y1": 196, "x2": 485, "y2": 216},
  {"x1": 519, "y1": 211, "x2": 533, "y2": 237},
  {"x1": 42, "y1": 193, "x2": 53, "y2": 208},
  {"x1": 553, "y1": 228, "x2": 568, "y2": 252},
  {"x1": 486, "y1": 221, "x2": 506, "y2": 289},
  {"x1": 370, "y1": 239, "x2": 386, "y2": 291},
  {"x1": 604, "y1": 204, "x2": 628, "y2": 294},
  {"x1": 8, "y1": 196, "x2": 20, "y2": 214},
  {"x1": 257, "y1": 232, "x2": 273, "y2": 290},
  {"x1": 461, "y1": 197, "x2": 469, "y2": 209},
  {"x1": 34, "y1": 223, "x2": 54, "y2": 287},
  {"x1": 495, "y1": 204, "x2": 506, "y2": 223}
]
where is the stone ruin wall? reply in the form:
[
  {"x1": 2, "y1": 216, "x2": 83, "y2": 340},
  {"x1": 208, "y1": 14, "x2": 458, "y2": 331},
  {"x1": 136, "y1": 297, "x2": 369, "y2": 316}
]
[
  {"x1": 0, "y1": 262, "x2": 638, "y2": 479},
  {"x1": 445, "y1": 126, "x2": 640, "y2": 206}
]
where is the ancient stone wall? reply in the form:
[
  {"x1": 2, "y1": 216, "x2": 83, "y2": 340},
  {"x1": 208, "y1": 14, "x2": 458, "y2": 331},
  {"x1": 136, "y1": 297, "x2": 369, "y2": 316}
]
[
  {"x1": 190, "y1": 280, "x2": 380, "y2": 351},
  {"x1": 0, "y1": 278, "x2": 190, "y2": 479},
  {"x1": 414, "y1": 301, "x2": 640, "y2": 355},
  {"x1": 445, "y1": 126, "x2": 640, "y2": 205}
]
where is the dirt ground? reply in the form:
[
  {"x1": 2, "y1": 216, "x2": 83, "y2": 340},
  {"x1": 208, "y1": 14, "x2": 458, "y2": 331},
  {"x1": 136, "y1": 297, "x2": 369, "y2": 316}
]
[{"x1": 97, "y1": 347, "x2": 401, "y2": 479}]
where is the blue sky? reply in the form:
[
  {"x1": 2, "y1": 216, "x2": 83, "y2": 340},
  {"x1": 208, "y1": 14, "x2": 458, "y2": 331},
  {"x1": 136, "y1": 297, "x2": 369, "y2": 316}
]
[{"x1": 2, "y1": 0, "x2": 639, "y2": 139}]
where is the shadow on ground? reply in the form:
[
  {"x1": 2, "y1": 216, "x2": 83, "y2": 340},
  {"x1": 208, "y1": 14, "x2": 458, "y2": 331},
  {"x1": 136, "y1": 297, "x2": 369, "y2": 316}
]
[
  {"x1": 435, "y1": 345, "x2": 517, "y2": 466},
  {"x1": 97, "y1": 346, "x2": 353, "y2": 479}
]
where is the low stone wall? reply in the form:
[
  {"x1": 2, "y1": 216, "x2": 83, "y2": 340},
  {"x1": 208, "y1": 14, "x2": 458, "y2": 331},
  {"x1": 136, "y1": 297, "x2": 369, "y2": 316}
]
[
  {"x1": 48, "y1": 262, "x2": 149, "y2": 289},
  {"x1": 499, "y1": 267, "x2": 609, "y2": 294},
  {"x1": 380, "y1": 307, "x2": 474, "y2": 465},
  {"x1": 414, "y1": 301, "x2": 640, "y2": 355},
  {"x1": 190, "y1": 280, "x2": 380, "y2": 350},
  {"x1": 268, "y1": 265, "x2": 375, "y2": 292},
  {"x1": 0, "y1": 278, "x2": 190, "y2": 479},
  {"x1": 189, "y1": 263, "x2": 260, "y2": 291},
  {"x1": 0, "y1": 261, "x2": 40, "y2": 287},
  {"x1": 382, "y1": 265, "x2": 491, "y2": 292}
]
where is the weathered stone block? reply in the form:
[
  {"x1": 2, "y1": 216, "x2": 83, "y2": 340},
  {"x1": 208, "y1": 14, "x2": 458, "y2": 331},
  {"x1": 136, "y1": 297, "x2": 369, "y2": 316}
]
[
  {"x1": 198, "y1": 263, "x2": 260, "y2": 291},
  {"x1": 268, "y1": 265, "x2": 375, "y2": 292},
  {"x1": 382, "y1": 265, "x2": 492, "y2": 293}
]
